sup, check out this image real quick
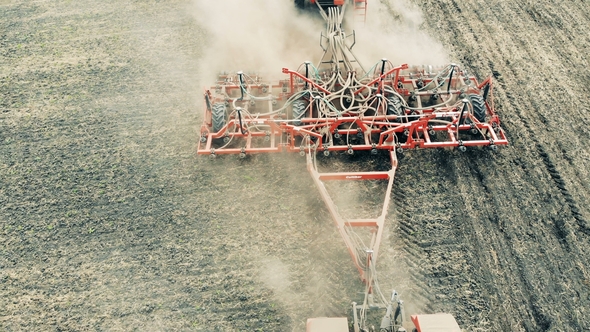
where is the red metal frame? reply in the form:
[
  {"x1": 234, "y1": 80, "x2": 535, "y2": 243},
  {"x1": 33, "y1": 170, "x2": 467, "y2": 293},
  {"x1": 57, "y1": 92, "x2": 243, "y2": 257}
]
[
  {"x1": 306, "y1": 148, "x2": 397, "y2": 286},
  {"x1": 197, "y1": 63, "x2": 508, "y2": 292}
]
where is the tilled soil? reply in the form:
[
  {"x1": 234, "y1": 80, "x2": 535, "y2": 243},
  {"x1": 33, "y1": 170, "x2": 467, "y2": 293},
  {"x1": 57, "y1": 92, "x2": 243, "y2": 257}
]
[{"x1": 1, "y1": 0, "x2": 589, "y2": 331}]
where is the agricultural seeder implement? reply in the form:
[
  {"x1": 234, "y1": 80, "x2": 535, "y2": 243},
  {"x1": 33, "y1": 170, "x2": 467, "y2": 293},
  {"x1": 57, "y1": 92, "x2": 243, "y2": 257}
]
[{"x1": 197, "y1": 1, "x2": 507, "y2": 331}]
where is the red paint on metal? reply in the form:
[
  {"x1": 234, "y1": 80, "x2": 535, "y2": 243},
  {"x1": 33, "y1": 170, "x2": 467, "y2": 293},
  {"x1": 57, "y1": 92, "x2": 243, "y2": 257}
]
[{"x1": 197, "y1": 64, "x2": 508, "y2": 290}]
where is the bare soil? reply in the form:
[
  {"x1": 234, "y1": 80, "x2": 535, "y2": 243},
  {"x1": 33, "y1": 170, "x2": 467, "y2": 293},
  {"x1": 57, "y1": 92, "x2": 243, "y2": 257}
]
[{"x1": 1, "y1": 0, "x2": 589, "y2": 331}]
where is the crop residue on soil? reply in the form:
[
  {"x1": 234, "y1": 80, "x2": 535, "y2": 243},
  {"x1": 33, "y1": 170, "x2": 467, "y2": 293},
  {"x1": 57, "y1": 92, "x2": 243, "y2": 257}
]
[{"x1": 1, "y1": 0, "x2": 589, "y2": 331}]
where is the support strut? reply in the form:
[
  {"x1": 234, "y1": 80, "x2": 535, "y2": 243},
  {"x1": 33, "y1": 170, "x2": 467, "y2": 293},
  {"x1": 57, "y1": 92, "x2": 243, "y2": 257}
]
[{"x1": 306, "y1": 146, "x2": 397, "y2": 287}]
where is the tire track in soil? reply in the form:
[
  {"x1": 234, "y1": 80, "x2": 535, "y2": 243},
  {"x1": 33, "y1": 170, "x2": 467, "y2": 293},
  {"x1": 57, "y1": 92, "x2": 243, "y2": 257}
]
[
  {"x1": 3, "y1": 0, "x2": 590, "y2": 330},
  {"x1": 477, "y1": 0, "x2": 590, "y2": 237},
  {"x1": 200, "y1": 153, "x2": 361, "y2": 331},
  {"x1": 486, "y1": 0, "x2": 590, "y2": 228},
  {"x1": 458, "y1": 0, "x2": 590, "y2": 261},
  {"x1": 391, "y1": 156, "x2": 437, "y2": 316},
  {"x1": 459, "y1": 155, "x2": 555, "y2": 331},
  {"x1": 457, "y1": 149, "x2": 589, "y2": 330},
  {"x1": 390, "y1": 150, "x2": 490, "y2": 324},
  {"x1": 0, "y1": 1, "x2": 299, "y2": 330},
  {"x1": 410, "y1": 0, "x2": 590, "y2": 330},
  {"x1": 392, "y1": 193, "x2": 436, "y2": 314}
]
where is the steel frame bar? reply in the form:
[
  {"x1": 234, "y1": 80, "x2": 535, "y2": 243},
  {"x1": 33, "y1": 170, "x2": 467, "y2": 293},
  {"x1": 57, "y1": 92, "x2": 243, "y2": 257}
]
[
  {"x1": 197, "y1": 65, "x2": 508, "y2": 290},
  {"x1": 306, "y1": 148, "x2": 397, "y2": 284},
  {"x1": 197, "y1": 114, "x2": 508, "y2": 156}
]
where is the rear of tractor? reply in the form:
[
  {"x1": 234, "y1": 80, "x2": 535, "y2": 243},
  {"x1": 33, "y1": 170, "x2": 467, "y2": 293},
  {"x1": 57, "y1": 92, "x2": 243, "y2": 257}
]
[
  {"x1": 197, "y1": 3, "x2": 506, "y2": 331},
  {"x1": 296, "y1": 0, "x2": 368, "y2": 23}
]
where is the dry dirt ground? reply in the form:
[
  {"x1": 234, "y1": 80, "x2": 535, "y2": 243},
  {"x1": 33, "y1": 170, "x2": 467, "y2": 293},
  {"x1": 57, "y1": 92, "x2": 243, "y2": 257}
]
[{"x1": 1, "y1": 0, "x2": 589, "y2": 331}]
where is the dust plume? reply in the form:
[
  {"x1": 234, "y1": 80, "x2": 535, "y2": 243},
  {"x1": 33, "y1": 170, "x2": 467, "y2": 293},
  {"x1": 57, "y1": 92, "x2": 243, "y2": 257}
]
[
  {"x1": 191, "y1": 0, "x2": 448, "y2": 84},
  {"x1": 351, "y1": 0, "x2": 449, "y2": 67},
  {"x1": 190, "y1": 0, "x2": 324, "y2": 82}
]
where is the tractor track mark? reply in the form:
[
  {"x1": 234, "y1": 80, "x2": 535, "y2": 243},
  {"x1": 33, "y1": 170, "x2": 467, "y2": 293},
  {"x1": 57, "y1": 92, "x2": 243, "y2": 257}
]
[
  {"x1": 416, "y1": 0, "x2": 590, "y2": 330},
  {"x1": 457, "y1": 1, "x2": 590, "y2": 329},
  {"x1": 3, "y1": 0, "x2": 590, "y2": 330},
  {"x1": 414, "y1": 3, "x2": 518, "y2": 327},
  {"x1": 448, "y1": 158, "x2": 527, "y2": 330},
  {"x1": 463, "y1": 159, "x2": 554, "y2": 330},
  {"x1": 391, "y1": 185, "x2": 439, "y2": 312},
  {"x1": 392, "y1": 152, "x2": 484, "y2": 324},
  {"x1": 538, "y1": 145, "x2": 590, "y2": 236},
  {"x1": 466, "y1": 0, "x2": 590, "y2": 244},
  {"x1": 505, "y1": 86, "x2": 590, "y2": 241},
  {"x1": 482, "y1": 1, "x2": 590, "y2": 235}
]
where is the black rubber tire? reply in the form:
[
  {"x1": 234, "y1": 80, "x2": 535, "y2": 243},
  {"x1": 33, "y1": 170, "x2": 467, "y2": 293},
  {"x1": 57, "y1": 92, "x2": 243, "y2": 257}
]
[
  {"x1": 387, "y1": 95, "x2": 403, "y2": 122},
  {"x1": 212, "y1": 102, "x2": 227, "y2": 132},
  {"x1": 292, "y1": 100, "x2": 307, "y2": 126},
  {"x1": 468, "y1": 94, "x2": 486, "y2": 122},
  {"x1": 386, "y1": 95, "x2": 402, "y2": 115}
]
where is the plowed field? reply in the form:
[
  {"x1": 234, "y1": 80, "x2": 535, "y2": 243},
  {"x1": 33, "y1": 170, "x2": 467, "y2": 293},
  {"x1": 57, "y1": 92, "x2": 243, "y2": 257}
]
[{"x1": 1, "y1": 0, "x2": 589, "y2": 331}]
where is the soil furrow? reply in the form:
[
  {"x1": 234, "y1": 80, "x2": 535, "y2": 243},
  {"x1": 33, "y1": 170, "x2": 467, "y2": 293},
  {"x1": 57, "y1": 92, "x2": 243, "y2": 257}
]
[{"x1": 2, "y1": 0, "x2": 590, "y2": 330}]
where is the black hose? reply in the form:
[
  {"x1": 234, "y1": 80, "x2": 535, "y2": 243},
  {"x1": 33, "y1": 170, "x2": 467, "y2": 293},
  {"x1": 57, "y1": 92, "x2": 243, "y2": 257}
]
[
  {"x1": 459, "y1": 102, "x2": 467, "y2": 126},
  {"x1": 446, "y1": 65, "x2": 455, "y2": 93},
  {"x1": 483, "y1": 83, "x2": 490, "y2": 101},
  {"x1": 238, "y1": 72, "x2": 245, "y2": 101},
  {"x1": 305, "y1": 62, "x2": 309, "y2": 89},
  {"x1": 237, "y1": 108, "x2": 245, "y2": 134}
]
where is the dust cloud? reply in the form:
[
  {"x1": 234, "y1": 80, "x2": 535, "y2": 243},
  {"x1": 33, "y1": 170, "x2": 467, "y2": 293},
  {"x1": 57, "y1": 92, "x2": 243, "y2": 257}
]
[
  {"x1": 191, "y1": 0, "x2": 448, "y2": 83},
  {"x1": 353, "y1": 0, "x2": 449, "y2": 66},
  {"x1": 189, "y1": 0, "x2": 448, "y2": 325},
  {"x1": 190, "y1": 0, "x2": 323, "y2": 81},
  {"x1": 259, "y1": 257, "x2": 291, "y2": 292}
]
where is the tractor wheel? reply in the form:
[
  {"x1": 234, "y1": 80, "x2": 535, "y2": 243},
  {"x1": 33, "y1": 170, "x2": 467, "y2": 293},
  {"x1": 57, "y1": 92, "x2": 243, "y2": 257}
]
[
  {"x1": 468, "y1": 94, "x2": 486, "y2": 122},
  {"x1": 212, "y1": 102, "x2": 227, "y2": 132},
  {"x1": 387, "y1": 95, "x2": 403, "y2": 121},
  {"x1": 292, "y1": 99, "x2": 307, "y2": 126}
]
